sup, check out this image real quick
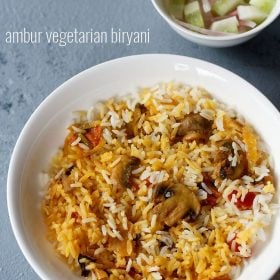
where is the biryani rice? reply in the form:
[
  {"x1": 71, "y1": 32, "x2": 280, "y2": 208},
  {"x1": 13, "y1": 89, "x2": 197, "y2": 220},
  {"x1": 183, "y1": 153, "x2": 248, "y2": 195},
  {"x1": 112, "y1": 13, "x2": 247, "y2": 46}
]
[{"x1": 42, "y1": 82, "x2": 277, "y2": 280}]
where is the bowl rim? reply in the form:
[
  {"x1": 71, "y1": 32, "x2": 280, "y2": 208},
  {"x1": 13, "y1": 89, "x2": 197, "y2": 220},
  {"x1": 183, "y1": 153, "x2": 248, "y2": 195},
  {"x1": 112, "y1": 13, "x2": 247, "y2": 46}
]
[
  {"x1": 7, "y1": 53, "x2": 280, "y2": 280},
  {"x1": 151, "y1": 0, "x2": 280, "y2": 41}
]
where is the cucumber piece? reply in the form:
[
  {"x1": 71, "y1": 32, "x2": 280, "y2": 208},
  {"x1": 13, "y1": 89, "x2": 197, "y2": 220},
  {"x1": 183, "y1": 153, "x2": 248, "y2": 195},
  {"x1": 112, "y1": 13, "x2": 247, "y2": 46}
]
[
  {"x1": 212, "y1": 0, "x2": 243, "y2": 16},
  {"x1": 184, "y1": 1, "x2": 205, "y2": 28},
  {"x1": 237, "y1": 5, "x2": 268, "y2": 24},
  {"x1": 169, "y1": 0, "x2": 185, "y2": 20},
  {"x1": 210, "y1": 16, "x2": 239, "y2": 33},
  {"x1": 250, "y1": 0, "x2": 276, "y2": 13}
]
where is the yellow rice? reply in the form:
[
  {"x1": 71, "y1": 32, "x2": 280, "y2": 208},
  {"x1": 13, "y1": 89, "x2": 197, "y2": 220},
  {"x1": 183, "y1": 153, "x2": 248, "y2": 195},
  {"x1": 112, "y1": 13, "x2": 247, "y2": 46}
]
[{"x1": 42, "y1": 82, "x2": 276, "y2": 280}]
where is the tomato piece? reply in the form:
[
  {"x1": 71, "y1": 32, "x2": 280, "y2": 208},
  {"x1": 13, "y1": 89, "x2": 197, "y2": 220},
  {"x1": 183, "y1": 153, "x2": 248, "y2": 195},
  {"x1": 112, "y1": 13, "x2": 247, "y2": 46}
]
[
  {"x1": 85, "y1": 125, "x2": 102, "y2": 147},
  {"x1": 228, "y1": 190, "x2": 256, "y2": 210}
]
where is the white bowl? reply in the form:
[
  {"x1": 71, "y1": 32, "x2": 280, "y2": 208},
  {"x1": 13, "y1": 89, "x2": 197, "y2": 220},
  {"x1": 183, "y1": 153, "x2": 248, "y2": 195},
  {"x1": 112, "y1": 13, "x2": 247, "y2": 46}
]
[
  {"x1": 7, "y1": 54, "x2": 280, "y2": 280},
  {"x1": 151, "y1": 0, "x2": 280, "y2": 47}
]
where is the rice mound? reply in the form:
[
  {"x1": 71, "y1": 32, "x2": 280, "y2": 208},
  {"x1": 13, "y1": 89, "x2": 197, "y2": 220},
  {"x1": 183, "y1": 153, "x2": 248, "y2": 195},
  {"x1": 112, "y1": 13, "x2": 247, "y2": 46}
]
[{"x1": 42, "y1": 82, "x2": 277, "y2": 280}]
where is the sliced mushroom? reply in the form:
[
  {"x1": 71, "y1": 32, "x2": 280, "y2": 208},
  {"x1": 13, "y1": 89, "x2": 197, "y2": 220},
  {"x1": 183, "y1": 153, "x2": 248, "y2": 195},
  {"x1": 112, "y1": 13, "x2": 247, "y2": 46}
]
[
  {"x1": 214, "y1": 140, "x2": 247, "y2": 180},
  {"x1": 78, "y1": 254, "x2": 95, "y2": 277},
  {"x1": 153, "y1": 182, "x2": 201, "y2": 228},
  {"x1": 126, "y1": 104, "x2": 147, "y2": 138},
  {"x1": 176, "y1": 113, "x2": 212, "y2": 142},
  {"x1": 111, "y1": 155, "x2": 140, "y2": 189}
]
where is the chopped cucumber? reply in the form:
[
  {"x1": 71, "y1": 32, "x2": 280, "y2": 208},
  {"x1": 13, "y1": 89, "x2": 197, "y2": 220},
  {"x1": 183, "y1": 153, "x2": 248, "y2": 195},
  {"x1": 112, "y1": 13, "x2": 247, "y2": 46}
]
[
  {"x1": 210, "y1": 16, "x2": 239, "y2": 33},
  {"x1": 169, "y1": 0, "x2": 185, "y2": 20},
  {"x1": 237, "y1": 5, "x2": 268, "y2": 24},
  {"x1": 250, "y1": 0, "x2": 276, "y2": 14},
  {"x1": 184, "y1": 1, "x2": 205, "y2": 28},
  {"x1": 212, "y1": 0, "x2": 243, "y2": 16}
]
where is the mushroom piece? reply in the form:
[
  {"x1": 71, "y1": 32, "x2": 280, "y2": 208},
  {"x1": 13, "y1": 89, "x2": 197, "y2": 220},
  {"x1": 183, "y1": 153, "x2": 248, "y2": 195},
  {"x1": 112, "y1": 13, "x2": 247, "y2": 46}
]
[
  {"x1": 126, "y1": 104, "x2": 147, "y2": 138},
  {"x1": 111, "y1": 155, "x2": 140, "y2": 189},
  {"x1": 78, "y1": 254, "x2": 95, "y2": 277},
  {"x1": 214, "y1": 141, "x2": 247, "y2": 180},
  {"x1": 176, "y1": 113, "x2": 213, "y2": 142},
  {"x1": 153, "y1": 183, "x2": 201, "y2": 228}
]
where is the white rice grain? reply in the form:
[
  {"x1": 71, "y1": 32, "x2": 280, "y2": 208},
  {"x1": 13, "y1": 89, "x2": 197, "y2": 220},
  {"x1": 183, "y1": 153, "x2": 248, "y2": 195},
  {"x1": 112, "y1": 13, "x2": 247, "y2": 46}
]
[
  {"x1": 82, "y1": 217, "x2": 96, "y2": 224},
  {"x1": 113, "y1": 229, "x2": 123, "y2": 241},
  {"x1": 139, "y1": 196, "x2": 149, "y2": 202},
  {"x1": 72, "y1": 126, "x2": 86, "y2": 133},
  {"x1": 171, "y1": 122, "x2": 181, "y2": 128},
  {"x1": 122, "y1": 109, "x2": 132, "y2": 123},
  {"x1": 200, "y1": 182, "x2": 213, "y2": 194},
  {"x1": 71, "y1": 137, "x2": 81, "y2": 146},
  {"x1": 200, "y1": 109, "x2": 215, "y2": 120},
  {"x1": 122, "y1": 216, "x2": 128, "y2": 230},
  {"x1": 70, "y1": 182, "x2": 82, "y2": 188},
  {"x1": 109, "y1": 157, "x2": 122, "y2": 168},
  {"x1": 139, "y1": 253, "x2": 150, "y2": 264},
  {"x1": 215, "y1": 110, "x2": 224, "y2": 131},
  {"x1": 201, "y1": 166, "x2": 214, "y2": 172},
  {"x1": 254, "y1": 166, "x2": 270, "y2": 182},
  {"x1": 107, "y1": 215, "x2": 117, "y2": 230},
  {"x1": 140, "y1": 168, "x2": 152, "y2": 180},
  {"x1": 151, "y1": 272, "x2": 162, "y2": 280},
  {"x1": 148, "y1": 266, "x2": 160, "y2": 272},
  {"x1": 149, "y1": 170, "x2": 168, "y2": 184},
  {"x1": 94, "y1": 247, "x2": 105, "y2": 255},
  {"x1": 108, "y1": 111, "x2": 123, "y2": 129},
  {"x1": 103, "y1": 128, "x2": 113, "y2": 144},
  {"x1": 132, "y1": 166, "x2": 145, "y2": 175},
  {"x1": 126, "y1": 258, "x2": 132, "y2": 272},
  {"x1": 54, "y1": 168, "x2": 65, "y2": 180},
  {"x1": 101, "y1": 170, "x2": 112, "y2": 185},
  {"x1": 101, "y1": 225, "x2": 107, "y2": 236},
  {"x1": 151, "y1": 214, "x2": 157, "y2": 228},
  {"x1": 147, "y1": 188, "x2": 153, "y2": 200},
  {"x1": 197, "y1": 189, "x2": 208, "y2": 200},
  {"x1": 78, "y1": 143, "x2": 90, "y2": 150},
  {"x1": 142, "y1": 239, "x2": 157, "y2": 249},
  {"x1": 127, "y1": 188, "x2": 135, "y2": 200}
]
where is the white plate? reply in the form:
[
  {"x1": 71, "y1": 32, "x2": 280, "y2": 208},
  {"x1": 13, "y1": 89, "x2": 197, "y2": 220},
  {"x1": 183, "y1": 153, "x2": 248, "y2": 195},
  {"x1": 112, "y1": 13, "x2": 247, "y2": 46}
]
[{"x1": 7, "y1": 54, "x2": 280, "y2": 280}]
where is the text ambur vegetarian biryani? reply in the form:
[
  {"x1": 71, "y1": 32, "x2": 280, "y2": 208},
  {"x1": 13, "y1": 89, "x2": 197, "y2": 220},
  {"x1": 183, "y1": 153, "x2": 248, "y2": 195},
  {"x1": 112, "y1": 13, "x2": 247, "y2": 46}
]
[{"x1": 41, "y1": 82, "x2": 278, "y2": 280}]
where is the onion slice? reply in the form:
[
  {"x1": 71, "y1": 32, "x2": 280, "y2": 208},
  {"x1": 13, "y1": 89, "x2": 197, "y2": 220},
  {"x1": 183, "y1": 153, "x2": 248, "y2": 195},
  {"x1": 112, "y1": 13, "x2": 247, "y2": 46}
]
[
  {"x1": 202, "y1": 0, "x2": 211, "y2": 13},
  {"x1": 239, "y1": 20, "x2": 257, "y2": 29},
  {"x1": 173, "y1": 17, "x2": 230, "y2": 36}
]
